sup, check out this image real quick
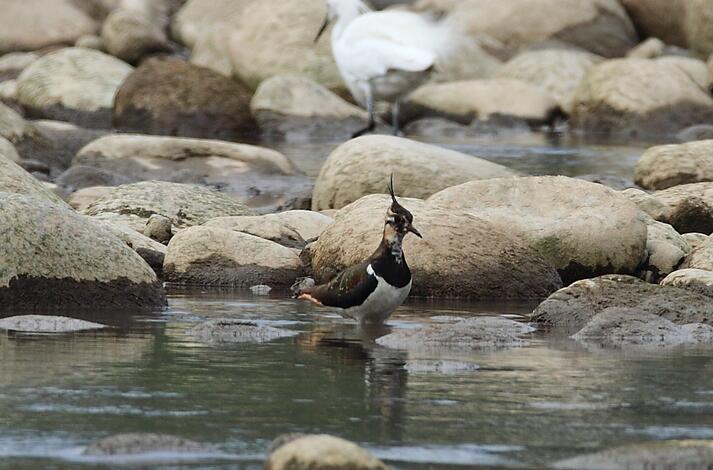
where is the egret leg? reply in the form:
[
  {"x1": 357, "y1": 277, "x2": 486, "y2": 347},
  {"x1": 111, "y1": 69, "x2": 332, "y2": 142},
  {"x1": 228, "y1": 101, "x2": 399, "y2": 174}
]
[
  {"x1": 391, "y1": 100, "x2": 402, "y2": 136},
  {"x1": 352, "y1": 86, "x2": 375, "y2": 138}
]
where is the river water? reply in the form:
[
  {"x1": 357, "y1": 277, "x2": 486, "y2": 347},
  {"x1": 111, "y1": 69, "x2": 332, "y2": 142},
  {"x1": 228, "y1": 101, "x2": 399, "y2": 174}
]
[{"x1": 3, "y1": 135, "x2": 712, "y2": 469}]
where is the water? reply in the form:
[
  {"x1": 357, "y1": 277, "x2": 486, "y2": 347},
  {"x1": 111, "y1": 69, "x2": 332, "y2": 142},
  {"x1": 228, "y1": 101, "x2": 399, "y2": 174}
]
[{"x1": 3, "y1": 135, "x2": 709, "y2": 469}]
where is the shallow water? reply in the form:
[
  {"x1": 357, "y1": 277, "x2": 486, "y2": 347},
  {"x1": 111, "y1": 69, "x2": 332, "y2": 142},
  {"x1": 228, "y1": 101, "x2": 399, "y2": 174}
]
[{"x1": 2, "y1": 287, "x2": 713, "y2": 469}]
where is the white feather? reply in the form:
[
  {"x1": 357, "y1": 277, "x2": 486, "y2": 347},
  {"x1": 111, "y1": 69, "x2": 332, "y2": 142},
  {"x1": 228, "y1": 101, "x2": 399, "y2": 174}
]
[{"x1": 342, "y1": 264, "x2": 411, "y2": 323}]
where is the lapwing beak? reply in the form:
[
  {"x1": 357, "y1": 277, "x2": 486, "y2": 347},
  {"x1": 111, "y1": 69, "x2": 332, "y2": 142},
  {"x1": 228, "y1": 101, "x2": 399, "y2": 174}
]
[
  {"x1": 408, "y1": 225, "x2": 423, "y2": 239},
  {"x1": 315, "y1": 16, "x2": 329, "y2": 43}
]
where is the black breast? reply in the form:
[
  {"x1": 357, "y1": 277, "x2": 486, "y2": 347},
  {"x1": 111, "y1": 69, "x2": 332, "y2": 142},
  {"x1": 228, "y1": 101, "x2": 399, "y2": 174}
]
[{"x1": 370, "y1": 243, "x2": 411, "y2": 288}]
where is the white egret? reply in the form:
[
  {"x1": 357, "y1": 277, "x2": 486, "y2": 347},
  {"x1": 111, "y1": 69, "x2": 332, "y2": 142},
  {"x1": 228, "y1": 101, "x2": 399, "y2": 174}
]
[{"x1": 315, "y1": 0, "x2": 454, "y2": 137}]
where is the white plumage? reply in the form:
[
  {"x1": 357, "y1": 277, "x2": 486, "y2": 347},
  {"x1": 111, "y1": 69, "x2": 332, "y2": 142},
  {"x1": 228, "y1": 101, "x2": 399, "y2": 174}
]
[
  {"x1": 317, "y1": 0, "x2": 455, "y2": 136},
  {"x1": 342, "y1": 264, "x2": 412, "y2": 323}
]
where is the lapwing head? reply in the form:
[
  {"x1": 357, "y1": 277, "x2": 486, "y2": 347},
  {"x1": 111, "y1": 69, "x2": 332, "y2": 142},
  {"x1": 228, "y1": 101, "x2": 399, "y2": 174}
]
[{"x1": 385, "y1": 175, "x2": 422, "y2": 239}]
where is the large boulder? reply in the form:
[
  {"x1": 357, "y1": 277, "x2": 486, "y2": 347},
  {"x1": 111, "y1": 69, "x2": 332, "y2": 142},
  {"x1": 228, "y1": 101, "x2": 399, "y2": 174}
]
[
  {"x1": 170, "y1": 0, "x2": 249, "y2": 49},
  {"x1": 101, "y1": 0, "x2": 171, "y2": 63},
  {"x1": 530, "y1": 275, "x2": 713, "y2": 332},
  {"x1": 429, "y1": 176, "x2": 647, "y2": 283},
  {"x1": 265, "y1": 434, "x2": 387, "y2": 470},
  {"x1": 312, "y1": 136, "x2": 518, "y2": 211},
  {"x1": 82, "y1": 181, "x2": 254, "y2": 232},
  {"x1": 250, "y1": 75, "x2": 368, "y2": 140},
  {"x1": 571, "y1": 58, "x2": 713, "y2": 138},
  {"x1": 163, "y1": 226, "x2": 303, "y2": 287},
  {"x1": 113, "y1": 57, "x2": 256, "y2": 140},
  {"x1": 73, "y1": 134, "x2": 303, "y2": 210},
  {"x1": 310, "y1": 195, "x2": 562, "y2": 298},
  {"x1": 685, "y1": 0, "x2": 713, "y2": 59},
  {"x1": 0, "y1": 151, "x2": 67, "y2": 206},
  {"x1": 15, "y1": 48, "x2": 133, "y2": 128},
  {"x1": 620, "y1": 0, "x2": 687, "y2": 46},
  {"x1": 662, "y1": 268, "x2": 713, "y2": 298},
  {"x1": 412, "y1": 0, "x2": 637, "y2": 58},
  {"x1": 553, "y1": 440, "x2": 713, "y2": 470},
  {"x1": 496, "y1": 49, "x2": 601, "y2": 114},
  {"x1": 0, "y1": 192, "x2": 163, "y2": 310},
  {"x1": 227, "y1": 0, "x2": 342, "y2": 90},
  {"x1": 654, "y1": 182, "x2": 713, "y2": 234},
  {"x1": 683, "y1": 236, "x2": 713, "y2": 272},
  {"x1": 0, "y1": 0, "x2": 98, "y2": 55},
  {"x1": 403, "y1": 79, "x2": 561, "y2": 126},
  {"x1": 635, "y1": 140, "x2": 713, "y2": 190}
]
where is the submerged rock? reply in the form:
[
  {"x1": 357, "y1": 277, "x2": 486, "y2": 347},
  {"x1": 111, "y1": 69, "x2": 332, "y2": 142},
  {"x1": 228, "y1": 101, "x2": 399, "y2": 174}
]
[
  {"x1": 553, "y1": 440, "x2": 713, "y2": 470},
  {"x1": 83, "y1": 433, "x2": 208, "y2": 456},
  {"x1": 404, "y1": 360, "x2": 480, "y2": 374},
  {"x1": 312, "y1": 135, "x2": 518, "y2": 211},
  {"x1": 530, "y1": 275, "x2": 713, "y2": 332},
  {"x1": 250, "y1": 285, "x2": 271, "y2": 295},
  {"x1": 188, "y1": 319, "x2": 298, "y2": 343},
  {"x1": 377, "y1": 317, "x2": 534, "y2": 351},
  {"x1": 0, "y1": 192, "x2": 163, "y2": 310},
  {"x1": 571, "y1": 308, "x2": 713, "y2": 346},
  {"x1": 429, "y1": 176, "x2": 647, "y2": 284},
  {"x1": 311, "y1": 195, "x2": 562, "y2": 298},
  {"x1": 15, "y1": 48, "x2": 133, "y2": 128},
  {"x1": 113, "y1": 57, "x2": 256, "y2": 139},
  {"x1": 265, "y1": 434, "x2": 387, "y2": 470},
  {"x1": 164, "y1": 227, "x2": 304, "y2": 287},
  {"x1": 82, "y1": 181, "x2": 254, "y2": 232},
  {"x1": 635, "y1": 140, "x2": 713, "y2": 190},
  {"x1": 0, "y1": 315, "x2": 107, "y2": 333},
  {"x1": 571, "y1": 58, "x2": 713, "y2": 138},
  {"x1": 661, "y1": 268, "x2": 713, "y2": 298}
]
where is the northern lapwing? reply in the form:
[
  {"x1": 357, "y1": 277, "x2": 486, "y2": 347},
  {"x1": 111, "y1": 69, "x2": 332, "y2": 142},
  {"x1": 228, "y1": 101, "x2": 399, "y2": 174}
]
[{"x1": 295, "y1": 176, "x2": 421, "y2": 323}]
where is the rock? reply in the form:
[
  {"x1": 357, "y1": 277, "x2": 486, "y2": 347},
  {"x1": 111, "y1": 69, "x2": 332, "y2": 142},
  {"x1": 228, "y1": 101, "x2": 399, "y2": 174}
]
[
  {"x1": 677, "y1": 124, "x2": 713, "y2": 142},
  {"x1": 0, "y1": 315, "x2": 106, "y2": 333},
  {"x1": 404, "y1": 360, "x2": 480, "y2": 374},
  {"x1": 0, "y1": 102, "x2": 55, "y2": 166},
  {"x1": 571, "y1": 308, "x2": 712, "y2": 346},
  {"x1": 570, "y1": 58, "x2": 713, "y2": 138},
  {"x1": 250, "y1": 75, "x2": 369, "y2": 140},
  {"x1": 171, "y1": 0, "x2": 248, "y2": 49},
  {"x1": 684, "y1": 236, "x2": 713, "y2": 272},
  {"x1": 228, "y1": 0, "x2": 342, "y2": 90},
  {"x1": 376, "y1": 316, "x2": 535, "y2": 351},
  {"x1": 248, "y1": 210, "x2": 333, "y2": 241},
  {"x1": 0, "y1": 151, "x2": 67, "y2": 206},
  {"x1": 55, "y1": 165, "x2": 131, "y2": 191},
  {"x1": 0, "y1": 0, "x2": 97, "y2": 55},
  {"x1": 0, "y1": 52, "x2": 38, "y2": 81},
  {"x1": 143, "y1": 214, "x2": 173, "y2": 243},
  {"x1": 163, "y1": 227, "x2": 303, "y2": 287},
  {"x1": 83, "y1": 181, "x2": 254, "y2": 232},
  {"x1": 31, "y1": 120, "x2": 109, "y2": 173},
  {"x1": 0, "y1": 80, "x2": 18, "y2": 109},
  {"x1": 662, "y1": 268, "x2": 713, "y2": 298},
  {"x1": 68, "y1": 186, "x2": 114, "y2": 211},
  {"x1": 685, "y1": 0, "x2": 713, "y2": 59},
  {"x1": 96, "y1": 221, "x2": 167, "y2": 271},
  {"x1": 412, "y1": 0, "x2": 637, "y2": 58},
  {"x1": 496, "y1": 49, "x2": 601, "y2": 113},
  {"x1": 626, "y1": 37, "x2": 666, "y2": 59},
  {"x1": 83, "y1": 433, "x2": 207, "y2": 456},
  {"x1": 638, "y1": 215, "x2": 689, "y2": 282},
  {"x1": 311, "y1": 195, "x2": 562, "y2": 298},
  {"x1": 656, "y1": 56, "x2": 711, "y2": 89},
  {"x1": 635, "y1": 140, "x2": 713, "y2": 190},
  {"x1": 0, "y1": 136, "x2": 19, "y2": 162},
  {"x1": 575, "y1": 174, "x2": 638, "y2": 191},
  {"x1": 403, "y1": 117, "x2": 530, "y2": 138},
  {"x1": 682, "y1": 233, "x2": 709, "y2": 252},
  {"x1": 530, "y1": 274, "x2": 713, "y2": 332},
  {"x1": 265, "y1": 434, "x2": 386, "y2": 470},
  {"x1": 75, "y1": 34, "x2": 104, "y2": 50},
  {"x1": 620, "y1": 188, "x2": 667, "y2": 220},
  {"x1": 15, "y1": 48, "x2": 133, "y2": 128},
  {"x1": 113, "y1": 57, "x2": 256, "y2": 140},
  {"x1": 553, "y1": 440, "x2": 713, "y2": 470},
  {"x1": 101, "y1": 0, "x2": 171, "y2": 63},
  {"x1": 312, "y1": 135, "x2": 518, "y2": 211},
  {"x1": 203, "y1": 215, "x2": 307, "y2": 249},
  {"x1": 654, "y1": 182, "x2": 713, "y2": 234},
  {"x1": 188, "y1": 319, "x2": 298, "y2": 343},
  {"x1": 620, "y1": 0, "x2": 687, "y2": 46},
  {"x1": 403, "y1": 79, "x2": 561, "y2": 126},
  {"x1": 429, "y1": 176, "x2": 647, "y2": 283},
  {"x1": 0, "y1": 192, "x2": 163, "y2": 310},
  {"x1": 250, "y1": 285, "x2": 271, "y2": 295}
]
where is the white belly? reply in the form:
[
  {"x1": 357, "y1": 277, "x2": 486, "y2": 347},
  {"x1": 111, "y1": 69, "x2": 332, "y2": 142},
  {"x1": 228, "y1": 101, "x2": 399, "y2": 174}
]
[{"x1": 342, "y1": 265, "x2": 412, "y2": 324}]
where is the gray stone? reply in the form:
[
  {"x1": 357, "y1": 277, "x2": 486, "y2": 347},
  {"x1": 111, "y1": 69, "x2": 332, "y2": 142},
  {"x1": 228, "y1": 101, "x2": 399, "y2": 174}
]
[
  {"x1": 662, "y1": 268, "x2": 713, "y2": 298},
  {"x1": 638, "y1": 214, "x2": 689, "y2": 282},
  {"x1": 376, "y1": 316, "x2": 535, "y2": 351},
  {"x1": 682, "y1": 233, "x2": 709, "y2": 252},
  {"x1": 0, "y1": 151, "x2": 68, "y2": 206},
  {"x1": 654, "y1": 182, "x2": 713, "y2": 234},
  {"x1": 635, "y1": 140, "x2": 713, "y2": 190},
  {"x1": 83, "y1": 433, "x2": 208, "y2": 456},
  {"x1": 249, "y1": 285, "x2": 271, "y2": 295},
  {"x1": 677, "y1": 124, "x2": 713, "y2": 143},
  {"x1": 0, "y1": 315, "x2": 106, "y2": 333},
  {"x1": 203, "y1": 215, "x2": 307, "y2": 249},
  {"x1": 620, "y1": 0, "x2": 687, "y2": 47},
  {"x1": 404, "y1": 360, "x2": 480, "y2": 374},
  {"x1": 96, "y1": 221, "x2": 167, "y2": 271},
  {"x1": 188, "y1": 319, "x2": 299, "y2": 344},
  {"x1": 68, "y1": 186, "x2": 114, "y2": 211},
  {"x1": 101, "y1": 0, "x2": 171, "y2": 63},
  {"x1": 55, "y1": 165, "x2": 132, "y2": 191},
  {"x1": 530, "y1": 275, "x2": 713, "y2": 333},
  {"x1": 683, "y1": 236, "x2": 713, "y2": 272},
  {"x1": 143, "y1": 214, "x2": 173, "y2": 244},
  {"x1": 0, "y1": 52, "x2": 38, "y2": 81}
]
